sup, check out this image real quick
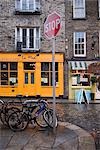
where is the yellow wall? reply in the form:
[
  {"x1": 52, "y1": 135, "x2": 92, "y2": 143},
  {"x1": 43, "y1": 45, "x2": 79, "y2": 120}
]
[
  {"x1": 0, "y1": 52, "x2": 64, "y2": 97},
  {"x1": 68, "y1": 71, "x2": 96, "y2": 100}
]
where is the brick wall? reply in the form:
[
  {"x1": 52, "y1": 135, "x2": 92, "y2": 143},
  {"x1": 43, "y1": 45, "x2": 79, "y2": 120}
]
[
  {"x1": 0, "y1": 0, "x2": 65, "y2": 53},
  {"x1": 65, "y1": 0, "x2": 99, "y2": 60}
]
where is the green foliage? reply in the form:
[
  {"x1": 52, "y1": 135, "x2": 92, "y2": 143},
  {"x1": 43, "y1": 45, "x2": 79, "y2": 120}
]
[{"x1": 90, "y1": 76, "x2": 97, "y2": 84}]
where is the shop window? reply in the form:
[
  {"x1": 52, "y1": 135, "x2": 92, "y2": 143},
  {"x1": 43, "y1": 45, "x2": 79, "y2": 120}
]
[
  {"x1": 0, "y1": 62, "x2": 18, "y2": 86},
  {"x1": 41, "y1": 62, "x2": 58, "y2": 86},
  {"x1": 71, "y1": 73, "x2": 90, "y2": 86}
]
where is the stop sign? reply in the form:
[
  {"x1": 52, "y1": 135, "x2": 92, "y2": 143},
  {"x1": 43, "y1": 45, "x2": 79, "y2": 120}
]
[{"x1": 44, "y1": 12, "x2": 61, "y2": 39}]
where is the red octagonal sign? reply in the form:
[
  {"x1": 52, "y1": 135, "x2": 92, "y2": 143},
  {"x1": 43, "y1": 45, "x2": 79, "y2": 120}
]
[{"x1": 44, "y1": 12, "x2": 61, "y2": 39}]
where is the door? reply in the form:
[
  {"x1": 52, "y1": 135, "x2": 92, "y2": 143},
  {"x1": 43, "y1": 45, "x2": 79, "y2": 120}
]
[{"x1": 23, "y1": 62, "x2": 36, "y2": 96}]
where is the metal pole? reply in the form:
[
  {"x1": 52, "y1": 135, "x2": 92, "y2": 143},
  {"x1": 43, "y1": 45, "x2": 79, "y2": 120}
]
[{"x1": 52, "y1": 37, "x2": 56, "y2": 133}]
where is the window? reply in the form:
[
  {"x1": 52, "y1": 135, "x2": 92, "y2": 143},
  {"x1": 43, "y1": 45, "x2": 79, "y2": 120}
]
[
  {"x1": 15, "y1": 27, "x2": 40, "y2": 51},
  {"x1": 24, "y1": 62, "x2": 36, "y2": 70},
  {"x1": 15, "y1": 0, "x2": 40, "y2": 12},
  {"x1": 0, "y1": 62, "x2": 18, "y2": 86},
  {"x1": 73, "y1": 0, "x2": 85, "y2": 18},
  {"x1": 71, "y1": 74, "x2": 90, "y2": 86},
  {"x1": 74, "y1": 32, "x2": 86, "y2": 57},
  {"x1": 99, "y1": 0, "x2": 100, "y2": 18},
  {"x1": 41, "y1": 62, "x2": 58, "y2": 86}
]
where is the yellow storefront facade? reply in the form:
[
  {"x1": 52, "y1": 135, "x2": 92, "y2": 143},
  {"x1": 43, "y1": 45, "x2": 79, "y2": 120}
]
[
  {"x1": 0, "y1": 52, "x2": 64, "y2": 97},
  {"x1": 68, "y1": 61, "x2": 96, "y2": 102}
]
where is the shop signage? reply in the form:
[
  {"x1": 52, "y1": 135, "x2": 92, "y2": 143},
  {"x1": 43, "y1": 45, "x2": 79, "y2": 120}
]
[{"x1": 44, "y1": 11, "x2": 61, "y2": 39}]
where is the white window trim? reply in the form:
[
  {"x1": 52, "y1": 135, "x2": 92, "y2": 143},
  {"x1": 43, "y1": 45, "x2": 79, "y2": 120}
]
[
  {"x1": 15, "y1": 0, "x2": 40, "y2": 11},
  {"x1": 73, "y1": 0, "x2": 86, "y2": 19},
  {"x1": 15, "y1": 27, "x2": 40, "y2": 51},
  {"x1": 73, "y1": 32, "x2": 86, "y2": 57}
]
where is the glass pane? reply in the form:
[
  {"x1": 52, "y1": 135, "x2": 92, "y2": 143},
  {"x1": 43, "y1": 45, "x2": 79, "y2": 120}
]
[
  {"x1": 56, "y1": 72, "x2": 58, "y2": 82},
  {"x1": 24, "y1": 62, "x2": 35, "y2": 70},
  {"x1": 29, "y1": 28, "x2": 34, "y2": 48},
  {"x1": 1, "y1": 72, "x2": 8, "y2": 80},
  {"x1": 10, "y1": 72, "x2": 18, "y2": 85},
  {"x1": 10, "y1": 63, "x2": 17, "y2": 70},
  {"x1": 10, "y1": 72, "x2": 17, "y2": 77},
  {"x1": 74, "y1": 0, "x2": 85, "y2": 18},
  {"x1": 24, "y1": 73, "x2": 28, "y2": 84},
  {"x1": 50, "y1": 72, "x2": 58, "y2": 86},
  {"x1": 29, "y1": 0, "x2": 34, "y2": 10},
  {"x1": 50, "y1": 62, "x2": 58, "y2": 71},
  {"x1": 22, "y1": 0, "x2": 27, "y2": 10},
  {"x1": 55, "y1": 63, "x2": 58, "y2": 71},
  {"x1": 1, "y1": 62, "x2": 8, "y2": 70},
  {"x1": 41, "y1": 72, "x2": 49, "y2": 86},
  {"x1": 41, "y1": 63, "x2": 49, "y2": 71},
  {"x1": 1, "y1": 81, "x2": 8, "y2": 85},
  {"x1": 31, "y1": 73, "x2": 34, "y2": 84},
  {"x1": 50, "y1": 72, "x2": 52, "y2": 86},
  {"x1": 22, "y1": 29, "x2": 27, "y2": 48}
]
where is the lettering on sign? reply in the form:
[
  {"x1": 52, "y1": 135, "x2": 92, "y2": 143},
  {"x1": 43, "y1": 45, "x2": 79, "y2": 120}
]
[{"x1": 44, "y1": 12, "x2": 61, "y2": 39}]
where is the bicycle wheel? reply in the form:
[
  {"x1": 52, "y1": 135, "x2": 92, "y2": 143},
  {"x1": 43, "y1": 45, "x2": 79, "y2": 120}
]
[
  {"x1": 8, "y1": 111, "x2": 29, "y2": 131},
  {"x1": 0, "y1": 107, "x2": 20, "y2": 126},
  {"x1": 43, "y1": 109, "x2": 58, "y2": 128},
  {"x1": 0, "y1": 100, "x2": 3, "y2": 111},
  {"x1": 36, "y1": 111, "x2": 48, "y2": 128}
]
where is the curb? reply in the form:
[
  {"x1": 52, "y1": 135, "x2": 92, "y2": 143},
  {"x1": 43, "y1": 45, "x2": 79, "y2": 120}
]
[{"x1": 58, "y1": 122, "x2": 96, "y2": 150}]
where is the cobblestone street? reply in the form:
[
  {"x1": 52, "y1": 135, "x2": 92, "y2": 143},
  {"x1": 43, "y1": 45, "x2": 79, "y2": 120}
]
[
  {"x1": 55, "y1": 102, "x2": 100, "y2": 149},
  {"x1": 0, "y1": 100, "x2": 100, "y2": 150},
  {"x1": 56, "y1": 103, "x2": 100, "y2": 132}
]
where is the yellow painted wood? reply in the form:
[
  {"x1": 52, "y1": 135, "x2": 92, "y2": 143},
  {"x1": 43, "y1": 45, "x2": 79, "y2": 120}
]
[{"x1": 0, "y1": 52, "x2": 64, "y2": 97}]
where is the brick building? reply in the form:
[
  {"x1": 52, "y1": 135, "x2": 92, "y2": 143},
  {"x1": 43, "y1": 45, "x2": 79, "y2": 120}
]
[
  {"x1": 0, "y1": 0, "x2": 65, "y2": 97},
  {"x1": 66, "y1": 0, "x2": 100, "y2": 101}
]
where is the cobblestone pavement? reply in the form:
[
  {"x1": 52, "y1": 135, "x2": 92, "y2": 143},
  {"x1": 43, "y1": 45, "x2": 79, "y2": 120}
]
[
  {"x1": 55, "y1": 103, "x2": 100, "y2": 150},
  {"x1": 0, "y1": 98, "x2": 100, "y2": 149},
  {"x1": 55, "y1": 103, "x2": 100, "y2": 132}
]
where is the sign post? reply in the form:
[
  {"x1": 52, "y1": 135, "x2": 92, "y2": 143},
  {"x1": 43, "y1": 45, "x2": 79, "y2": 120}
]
[{"x1": 44, "y1": 11, "x2": 61, "y2": 132}]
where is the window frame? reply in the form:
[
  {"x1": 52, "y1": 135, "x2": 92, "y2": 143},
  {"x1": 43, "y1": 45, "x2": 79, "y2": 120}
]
[
  {"x1": 73, "y1": 32, "x2": 86, "y2": 57},
  {"x1": 15, "y1": 0, "x2": 40, "y2": 12},
  {"x1": 98, "y1": 0, "x2": 100, "y2": 18},
  {"x1": 41, "y1": 62, "x2": 58, "y2": 87},
  {"x1": 23, "y1": 62, "x2": 35, "y2": 84},
  {"x1": 0, "y1": 62, "x2": 18, "y2": 86},
  {"x1": 73, "y1": 0, "x2": 86, "y2": 19},
  {"x1": 15, "y1": 27, "x2": 40, "y2": 51}
]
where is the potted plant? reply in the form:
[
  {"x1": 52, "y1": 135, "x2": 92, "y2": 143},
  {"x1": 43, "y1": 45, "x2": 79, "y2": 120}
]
[{"x1": 90, "y1": 76, "x2": 97, "y2": 84}]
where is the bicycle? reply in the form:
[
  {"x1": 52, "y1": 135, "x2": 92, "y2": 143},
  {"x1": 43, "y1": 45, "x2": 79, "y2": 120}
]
[
  {"x1": 8, "y1": 99, "x2": 57, "y2": 131},
  {"x1": 0, "y1": 99, "x2": 20, "y2": 126}
]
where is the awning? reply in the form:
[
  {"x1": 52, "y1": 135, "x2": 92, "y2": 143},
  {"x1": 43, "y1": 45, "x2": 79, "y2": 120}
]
[{"x1": 70, "y1": 61, "x2": 87, "y2": 70}]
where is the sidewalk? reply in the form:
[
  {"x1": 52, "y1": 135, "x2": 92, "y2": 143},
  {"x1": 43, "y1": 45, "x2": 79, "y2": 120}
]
[
  {"x1": 47, "y1": 98, "x2": 100, "y2": 104},
  {"x1": 0, "y1": 122, "x2": 95, "y2": 150}
]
